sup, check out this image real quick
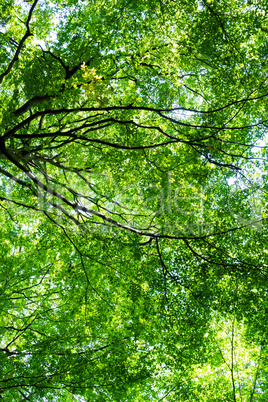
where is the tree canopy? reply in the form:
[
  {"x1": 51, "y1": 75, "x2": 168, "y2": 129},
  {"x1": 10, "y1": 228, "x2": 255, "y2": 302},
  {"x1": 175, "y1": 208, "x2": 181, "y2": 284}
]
[{"x1": 0, "y1": 0, "x2": 268, "y2": 400}]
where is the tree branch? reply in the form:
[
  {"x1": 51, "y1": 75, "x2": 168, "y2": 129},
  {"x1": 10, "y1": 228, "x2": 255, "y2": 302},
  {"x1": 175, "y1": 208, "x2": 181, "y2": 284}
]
[{"x1": 0, "y1": 0, "x2": 39, "y2": 84}]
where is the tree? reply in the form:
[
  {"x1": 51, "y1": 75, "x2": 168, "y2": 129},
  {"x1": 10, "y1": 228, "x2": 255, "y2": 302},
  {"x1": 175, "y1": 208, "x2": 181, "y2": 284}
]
[{"x1": 0, "y1": 0, "x2": 268, "y2": 400}]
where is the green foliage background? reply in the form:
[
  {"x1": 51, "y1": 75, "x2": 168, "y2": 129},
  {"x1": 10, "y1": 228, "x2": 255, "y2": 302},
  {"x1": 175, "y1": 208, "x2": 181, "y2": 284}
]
[{"x1": 0, "y1": 0, "x2": 268, "y2": 400}]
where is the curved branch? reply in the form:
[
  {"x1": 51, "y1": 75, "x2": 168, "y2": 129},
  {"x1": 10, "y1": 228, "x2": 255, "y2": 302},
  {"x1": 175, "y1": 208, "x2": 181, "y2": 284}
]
[{"x1": 0, "y1": 0, "x2": 39, "y2": 84}]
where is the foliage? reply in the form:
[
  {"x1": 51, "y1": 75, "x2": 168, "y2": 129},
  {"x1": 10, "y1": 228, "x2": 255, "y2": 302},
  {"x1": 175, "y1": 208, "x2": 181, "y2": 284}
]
[{"x1": 0, "y1": 0, "x2": 268, "y2": 400}]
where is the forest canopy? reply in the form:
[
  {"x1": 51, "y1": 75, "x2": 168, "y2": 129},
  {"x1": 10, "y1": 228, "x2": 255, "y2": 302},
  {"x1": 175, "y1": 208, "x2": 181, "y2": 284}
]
[{"x1": 0, "y1": 0, "x2": 268, "y2": 400}]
